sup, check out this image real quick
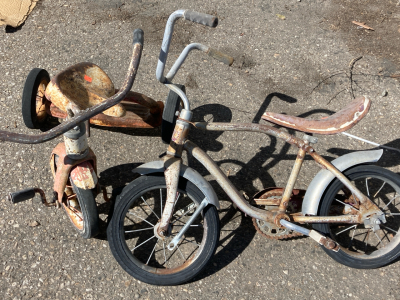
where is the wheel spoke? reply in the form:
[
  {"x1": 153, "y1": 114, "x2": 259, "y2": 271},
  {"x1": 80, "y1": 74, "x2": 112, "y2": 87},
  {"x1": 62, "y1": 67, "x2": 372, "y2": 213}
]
[
  {"x1": 348, "y1": 226, "x2": 357, "y2": 249},
  {"x1": 373, "y1": 231, "x2": 383, "y2": 246},
  {"x1": 162, "y1": 241, "x2": 167, "y2": 266},
  {"x1": 382, "y1": 194, "x2": 400, "y2": 211},
  {"x1": 335, "y1": 224, "x2": 357, "y2": 236},
  {"x1": 141, "y1": 196, "x2": 160, "y2": 219},
  {"x1": 160, "y1": 188, "x2": 163, "y2": 217},
  {"x1": 365, "y1": 178, "x2": 370, "y2": 197},
  {"x1": 131, "y1": 235, "x2": 156, "y2": 252},
  {"x1": 363, "y1": 230, "x2": 371, "y2": 252},
  {"x1": 128, "y1": 211, "x2": 155, "y2": 227},
  {"x1": 381, "y1": 225, "x2": 398, "y2": 234},
  {"x1": 373, "y1": 181, "x2": 386, "y2": 198},
  {"x1": 176, "y1": 244, "x2": 186, "y2": 260},
  {"x1": 172, "y1": 203, "x2": 196, "y2": 224},
  {"x1": 146, "y1": 240, "x2": 158, "y2": 265},
  {"x1": 125, "y1": 227, "x2": 154, "y2": 233},
  {"x1": 380, "y1": 229, "x2": 391, "y2": 242},
  {"x1": 334, "y1": 198, "x2": 359, "y2": 211},
  {"x1": 183, "y1": 238, "x2": 200, "y2": 247}
]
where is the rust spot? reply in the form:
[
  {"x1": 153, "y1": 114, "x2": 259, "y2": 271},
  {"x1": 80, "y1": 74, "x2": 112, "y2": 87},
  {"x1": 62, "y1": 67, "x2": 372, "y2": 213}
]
[{"x1": 293, "y1": 214, "x2": 360, "y2": 224}]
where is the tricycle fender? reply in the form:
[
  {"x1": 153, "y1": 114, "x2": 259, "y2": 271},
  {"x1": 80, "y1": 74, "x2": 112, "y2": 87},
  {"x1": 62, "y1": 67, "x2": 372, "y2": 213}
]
[
  {"x1": 70, "y1": 161, "x2": 98, "y2": 190},
  {"x1": 133, "y1": 160, "x2": 220, "y2": 209},
  {"x1": 302, "y1": 149, "x2": 383, "y2": 215}
]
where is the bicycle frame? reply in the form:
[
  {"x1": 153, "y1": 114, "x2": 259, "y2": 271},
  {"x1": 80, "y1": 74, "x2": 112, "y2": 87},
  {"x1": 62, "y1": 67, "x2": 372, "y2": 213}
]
[{"x1": 157, "y1": 119, "x2": 385, "y2": 250}]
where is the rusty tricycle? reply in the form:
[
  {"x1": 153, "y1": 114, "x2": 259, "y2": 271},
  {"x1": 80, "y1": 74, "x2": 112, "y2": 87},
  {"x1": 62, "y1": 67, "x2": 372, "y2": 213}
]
[
  {"x1": 5, "y1": 28, "x2": 152, "y2": 238},
  {"x1": 106, "y1": 10, "x2": 400, "y2": 285}
]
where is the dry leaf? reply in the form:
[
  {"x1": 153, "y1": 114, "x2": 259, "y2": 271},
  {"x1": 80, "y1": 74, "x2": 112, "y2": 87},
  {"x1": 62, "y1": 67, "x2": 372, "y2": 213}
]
[{"x1": 276, "y1": 14, "x2": 286, "y2": 20}]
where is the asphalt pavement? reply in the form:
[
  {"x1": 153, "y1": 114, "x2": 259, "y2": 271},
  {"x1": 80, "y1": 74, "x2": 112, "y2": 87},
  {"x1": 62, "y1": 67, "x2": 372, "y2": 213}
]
[{"x1": 1, "y1": 0, "x2": 400, "y2": 299}]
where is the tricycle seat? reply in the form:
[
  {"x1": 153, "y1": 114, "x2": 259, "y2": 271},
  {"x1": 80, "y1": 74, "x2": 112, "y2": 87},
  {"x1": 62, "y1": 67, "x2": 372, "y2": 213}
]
[
  {"x1": 39, "y1": 63, "x2": 163, "y2": 129},
  {"x1": 45, "y1": 62, "x2": 126, "y2": 117}
]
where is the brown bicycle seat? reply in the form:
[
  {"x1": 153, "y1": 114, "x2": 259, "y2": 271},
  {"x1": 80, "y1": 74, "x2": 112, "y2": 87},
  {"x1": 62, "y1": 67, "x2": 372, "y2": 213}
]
[
  {"x1": 45, "y1": 62, "x2": 125, "y2": 117},
  {"x1": 262, "y1": 96, "x2": 371, "y2": 135}
]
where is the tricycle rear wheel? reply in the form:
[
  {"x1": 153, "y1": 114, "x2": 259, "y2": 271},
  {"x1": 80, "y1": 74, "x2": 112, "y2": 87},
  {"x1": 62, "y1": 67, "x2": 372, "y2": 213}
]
[{"x1": 22, "y1": 68, "x2": 50, "y2": 129}]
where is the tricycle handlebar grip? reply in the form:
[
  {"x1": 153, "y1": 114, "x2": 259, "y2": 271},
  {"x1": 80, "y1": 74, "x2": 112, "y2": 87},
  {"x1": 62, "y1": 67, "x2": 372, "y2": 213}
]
[
  {"x1": 183, "y1": 10, "x2": 218, "y2": 28},
  {"x1": 133, "y1": 28, "x2": 144, "y2": 46},
  {"x1": 207, "y1": 48, "x2": 234, "y2": 66}
]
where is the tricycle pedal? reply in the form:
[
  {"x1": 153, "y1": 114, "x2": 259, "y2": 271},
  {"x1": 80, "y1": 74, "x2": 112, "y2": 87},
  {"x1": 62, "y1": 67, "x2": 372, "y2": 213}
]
[
  {"x1": 9, "y1": 188, "x2": 56, "y2": 207},
  {"x1": 8, "y1": 188, "x2": 36, "y2": 204}
]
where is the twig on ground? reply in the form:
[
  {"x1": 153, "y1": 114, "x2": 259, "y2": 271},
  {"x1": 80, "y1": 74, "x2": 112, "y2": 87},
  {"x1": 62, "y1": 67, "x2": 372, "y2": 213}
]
[
  {"x1": 348, "y1": 56, "x2": 363, "y2": 99},
  {"x1": 309, "y1": 71, "x2": 345, "y2": 95},
  {"x1": 352, "y1": 21, "x2": 374, "y2": 31},
  {"x1": 327, "y1": 88, "x2": 346, "y2": 105}
]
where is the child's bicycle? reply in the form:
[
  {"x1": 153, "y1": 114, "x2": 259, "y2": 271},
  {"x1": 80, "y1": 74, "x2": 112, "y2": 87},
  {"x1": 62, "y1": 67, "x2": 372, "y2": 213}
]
[{"x1": 107, "y1": 10, "x2": 400, "y2": 285}]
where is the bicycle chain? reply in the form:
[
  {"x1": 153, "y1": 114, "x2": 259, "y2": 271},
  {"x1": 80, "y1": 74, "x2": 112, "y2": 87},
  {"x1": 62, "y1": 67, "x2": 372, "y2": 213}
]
[{"x1": 251, "y1": 190, "x2": 303, "y2": 240}]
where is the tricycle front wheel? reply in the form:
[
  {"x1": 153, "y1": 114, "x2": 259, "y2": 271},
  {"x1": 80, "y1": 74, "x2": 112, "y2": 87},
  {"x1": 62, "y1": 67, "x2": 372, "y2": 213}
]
[
  {"x1": 62, "y1": 178, "x2": 99, "y2": 239},
  {"x1": 22, "y1": 68, "x2": 50, "y2": 129}
]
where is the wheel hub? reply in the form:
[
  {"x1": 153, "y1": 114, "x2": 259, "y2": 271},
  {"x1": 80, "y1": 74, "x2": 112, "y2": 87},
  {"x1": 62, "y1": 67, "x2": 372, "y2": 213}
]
[
  {"x1": 364, "y1": 213, "x2": 386, "y2": 232},
  {"x1": 154, "y1": 221, "x2": 171, "y2": 240}
]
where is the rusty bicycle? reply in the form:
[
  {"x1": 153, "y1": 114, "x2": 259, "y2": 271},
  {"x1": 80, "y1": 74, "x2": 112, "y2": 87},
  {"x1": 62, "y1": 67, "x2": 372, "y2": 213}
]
[
  {"x1": 107, "y1": 10, "x2": 400, "y2": 285},
  {"x1": 5, "y1": 29, "x2": 147, "y2": 238}
]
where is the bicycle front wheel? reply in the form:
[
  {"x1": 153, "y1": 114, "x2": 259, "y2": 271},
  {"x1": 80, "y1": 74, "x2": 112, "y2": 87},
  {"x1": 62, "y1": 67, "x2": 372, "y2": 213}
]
[{"x1": 107, "y1": 175, "x2": 220, "y2": 285}]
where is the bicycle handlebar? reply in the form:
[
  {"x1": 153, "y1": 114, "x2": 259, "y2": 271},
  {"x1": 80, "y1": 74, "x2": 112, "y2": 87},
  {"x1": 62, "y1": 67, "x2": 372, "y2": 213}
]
[
  {"x1": 156, "y1": 10, "x2": 221, "y2": 84},
  {"x1": 0, "y1": 29, "x2": 144, "y2": 144},
  {"x1": 183, "y1": 10, "x2": 218, "y2": 27}
]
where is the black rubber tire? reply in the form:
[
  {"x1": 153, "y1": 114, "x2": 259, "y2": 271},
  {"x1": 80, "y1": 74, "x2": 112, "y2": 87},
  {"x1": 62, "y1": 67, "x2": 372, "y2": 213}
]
[
  {"x1": 65, "y1": 178, "x2": 100, "y2": 239},
  {"x1": 313, "y1": 165, "x2": 400, "y2": 269},
  {"x1": 161, "y1": 84, "x2": 185, "y2": 144},
  {"x1": 22, "y1": 68, "x2": 50, "y2": 129},
  {"x1": 107, "y1": 175, "x2": 220, "y2": 285}
]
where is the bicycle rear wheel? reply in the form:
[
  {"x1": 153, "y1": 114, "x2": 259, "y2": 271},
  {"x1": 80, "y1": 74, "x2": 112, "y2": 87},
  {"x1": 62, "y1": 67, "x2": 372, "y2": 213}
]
[{"x1": 314, "y1": 165, "x2": 400, "y2": 268}]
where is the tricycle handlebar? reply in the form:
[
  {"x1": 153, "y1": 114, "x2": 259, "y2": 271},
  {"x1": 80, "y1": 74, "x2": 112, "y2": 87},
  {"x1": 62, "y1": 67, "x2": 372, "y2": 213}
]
[{"x1": 0, "y1": 29, "x2": 144, "y2": 144}]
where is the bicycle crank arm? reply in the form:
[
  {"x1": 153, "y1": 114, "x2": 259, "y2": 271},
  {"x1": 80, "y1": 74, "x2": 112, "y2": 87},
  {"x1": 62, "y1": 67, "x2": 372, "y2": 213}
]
[
  {"x1": 9, "y1": 187, "x2": 57, "y2": 207},
  {"x1": 168, "y1": 198, "x2": 209, "y2": 251},
  {"x1": 280, "y1": 219, "x2": 339, "y2": 252}
]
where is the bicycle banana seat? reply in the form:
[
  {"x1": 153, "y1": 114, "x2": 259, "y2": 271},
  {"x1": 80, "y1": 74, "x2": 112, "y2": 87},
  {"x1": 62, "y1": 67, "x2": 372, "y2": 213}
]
[
  {"x1": 262, "y1": 96, "x2": 370, "y2": 135},
  {"x1": 45, "y1": 62, "x2": 126, "y2": 117}
]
